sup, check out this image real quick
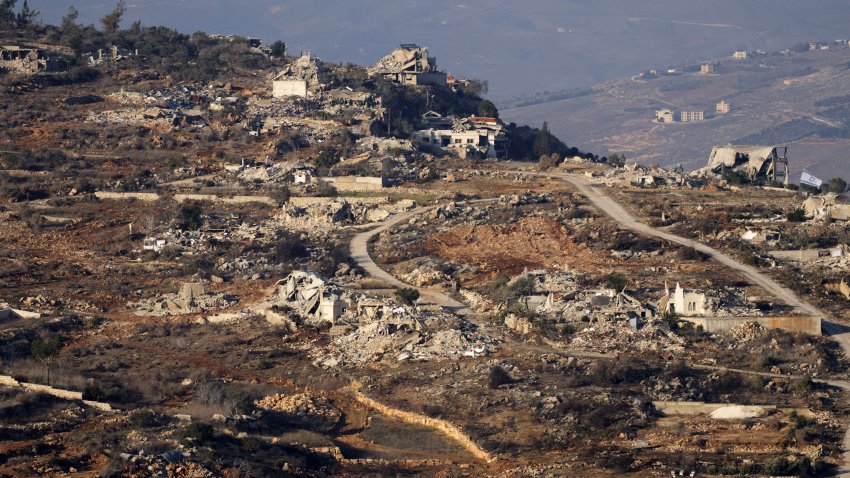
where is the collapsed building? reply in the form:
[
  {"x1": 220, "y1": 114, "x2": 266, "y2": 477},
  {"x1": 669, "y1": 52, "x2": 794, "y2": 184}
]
[
  {"x1": 272, "y1": 54, "x2": 326, "y2": 98},
  {"x1": 368, "y1": 44, "x2": 447, "y2": 87},
  {"x1": 276, "y1": 270, "x2": 347, "y2": 324},
  {"x1": 803, "y1": 193, "x2": 850, "y2": 221},
  {"x1": 132, "y1": 283, "x2": 238, "y2": 316},
  {"x1": 698, "y1": 145, "x2": 789, "y2": 183},
  {"x1": 413, "y1": 115, "x2": 509, "y2": 159},
  {"x1": 87, "y1": 45, "x2": 138, "y2": 65},
  {"x1": 0, "y1": 45, "x2": 67, "y2": 74}
]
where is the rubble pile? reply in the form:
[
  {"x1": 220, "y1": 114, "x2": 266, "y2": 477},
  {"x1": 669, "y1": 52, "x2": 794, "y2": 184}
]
[
  {"x1": 254, "y1": 392, "x2": 342, "y2": 431},
  {"x1": 594, "y1": 163, "x2": 692, "y2": 188},
  {"x1": 119, "y1": 452, "x2": 216, "y2": 478},
  {"x1": 726, "y1": 321, "x2": 770, "y2": 344},
  {"x1": 320, "y1": 311, "x2": 492, "y2": 366},
  {"x1": 568, "y1": 321, "x2": 685, "y2": 355},
  {"x1": 402, "y1": 259, "x2": 450, "y2": 286},
  {"x1": 131, "y1": 283, "x2": 238, "y2": 316},
  {"x1": 274, "y1": 271, "x2": 347, "y2": 325}
]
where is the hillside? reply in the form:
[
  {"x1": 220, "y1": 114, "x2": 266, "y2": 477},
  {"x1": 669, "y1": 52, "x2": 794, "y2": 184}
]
[{"x1": 503, "y1": 44, "x2": 850, "y2": 179}]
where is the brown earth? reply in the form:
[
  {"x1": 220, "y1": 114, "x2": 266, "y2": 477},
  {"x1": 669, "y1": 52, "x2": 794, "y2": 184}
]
[{"x1": 425, "y1": 217, "x2": 604, "y2": 280}]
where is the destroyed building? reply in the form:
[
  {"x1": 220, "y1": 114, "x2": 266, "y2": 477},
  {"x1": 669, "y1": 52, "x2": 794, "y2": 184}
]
[
  {"x1": 803, "y1": 193, "x2": 850, "y2": 221},
  {"x1": 368, "y1": 44, "x2": 447, "y2": 87},
  {"x1": 87, "y1": 45, "x2": 138, "y2": 65},
  {"x1": 0, "y1": 45, "x2": 67, "y2": 74},
  {"x1": 699, "y1": 145, "x2": 789, "y2": 183},
  {"x1": 413, "y1": 116, "x2": 509, "y2": 159},
  {"x1": 662, "y1": 283, "x2": 712, "y2": 317},
  {"x1": 272, "y1": 54, "x2": 326, "y2": 98},
  {"x1": 277, "y1": 270, "x2": 347, "y2": 324}
]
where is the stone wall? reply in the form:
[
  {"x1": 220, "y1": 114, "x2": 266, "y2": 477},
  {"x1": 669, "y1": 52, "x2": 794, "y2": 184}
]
[
  {"x1": 174, "y1": 194, "x2": 277, "y2": 207},
  {"x1": 95, "y1": 191, "x2": 161, "y2": 202},
  {"x1": 352, "y1": 389, "x2": 492, "y2": 463},
  {"x1": 322, "y1": 176, "x2": 385, "y2": 192},
  {"x1": 683, "y1": 315, "x2": 821, "y2": 335},
  {"x1": 0, "y1": 375, "x2": 112, "y2": 412}
]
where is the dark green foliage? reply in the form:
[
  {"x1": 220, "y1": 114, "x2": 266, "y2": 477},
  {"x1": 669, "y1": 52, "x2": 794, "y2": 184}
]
[
  {"x1": 14, "y1": 0, "x2": 35, "y2": 28},
  {"x1": 678, "y1": 246, "x2": 709, "y2": 261},
  {"x1": 604, "y1": 273, "x2": 627, "y2": 291},
  {"x1": 315, "y1": 147, "x2": 340, "y2": 170},
  {"x1": 395, "y1": 287, "x2": 420, "y2": 305},
  {"x1": 272, "y1": 185, "x2": 291, "y2": 206},
  {"x1": 30, "y1": 335, "x2": 61, "y2": 362},
  {"x1": 0, "y1": 0, "x2": 16, "y2": 28},
  {"x1": 476, "y1": 99, "x2": 499, "y2": 118},
  {"x1": 176, "y1": 203, "x2": 203, "y2": 231},
  {"x1": 508, "y1": 123, "x2": 589, "y2": 161},
  {"x1": 823, "y1": 177, "x2": 847, "y2": 193},
  {"x1": 185, "y1": 422, "x2": 214, "y2": 443},
  {"x1": 130, "y1": 410, "x2": 167, "y2": 428},
  {"x1": 269, "y1": 40, "x2": 286, "y2": 57},
  {"x1": 786, "y1": 208, "x2": 806, "y2": 222},
  {"x1": 722, "y1": 168, "x2": 750, "y2": 185},
  {"x1": 532, "y1": 121, "x2": 552, "y2": 158},
  {"x1": 3, "y1": 149, "x2": 67, "y2": 172},
  {"x1": 488, "y1": 365, "x2": 514, "y2": 388},
  {"x1": 101, "y1": 0, "x2": 125, "y2": 34},
  {"x1": 273, "y1": 230, "x2": 308, "y2": 263},
  {"x1": 661, "y1": 310, "x2": 681, "y2": 331}
]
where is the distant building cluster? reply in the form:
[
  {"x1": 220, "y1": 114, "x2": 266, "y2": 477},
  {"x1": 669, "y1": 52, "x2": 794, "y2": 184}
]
[{"x1": 655, "y1": 109, "x2": 706, "y2": 123}]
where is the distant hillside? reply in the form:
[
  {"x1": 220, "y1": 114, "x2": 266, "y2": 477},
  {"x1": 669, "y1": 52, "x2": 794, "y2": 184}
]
[
  {"x1": 35, "y1": 0, "x2": 850, "y2": 99},
  {"x1": 503, "y1": 45, "x2": 850, "y2": 179}
]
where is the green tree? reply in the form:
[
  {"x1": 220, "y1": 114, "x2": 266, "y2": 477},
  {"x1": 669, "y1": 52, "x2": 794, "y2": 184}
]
[
  {"x1": 176, "y1": 203, "x2": 204, "y2": 231},
  {"x1": 532, "y1": 121, "x2": 552, "y2": 159},
  {"x1": 395, "y1": 287, "x2": 420, "y2": 306},
  {"x1": 605, "y1": 273, "x2": 628, "y2": 292},
  {"x1": 101, "y1": 0, "x2": 125, "y2": 34},
  {"x1": 786, "y1": 208, "x2": 806, "y2": 222},
  {"x1": 31, "y1": 335, "x2": 62, "y2": 385},
  {"x1": 824, "y1": 177, "x2": 847, "y2": 193},
  {"x1": 269, "y1": 40, "x2": 286, "y2": 57},
  {"x1": 15, "y1": 0, "x2": 36, "y2": 28},
  {"x1": 0, "y1": 0, "x2": 17, "y2": 28},
  {"x1": 476, "y1": 99, "x2": 499, "y2": 118}
]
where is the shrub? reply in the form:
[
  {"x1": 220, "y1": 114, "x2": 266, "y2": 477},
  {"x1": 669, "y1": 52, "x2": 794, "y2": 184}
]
[
  {"x1": 273, "y1": 231, "x2": 308, "y2": 262},
  {"x1": 395, "y1": 287, "x2": 420, "y2": 305},
  {"x1": 176, "y1": 203, "x2": 203, "y2": 231},
  {"x1": 604, "y1": 273, "x2": 628, "y2": 292},
  {"x1": 787, "y1": 208, "x2": 806, "y2": 222},
  {"x1": 185, "y1": 422, "x2": 214, "y2": 443},
  {"x1": 488, "y1": 365, "x2": 514, "y2": 388}
]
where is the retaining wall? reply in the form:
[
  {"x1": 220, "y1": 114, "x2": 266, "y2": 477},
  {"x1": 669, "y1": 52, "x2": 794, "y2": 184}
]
[
  {"x1": 323, "y1": 176, "x2": 385, "y2": 192},
  {"x1": 95, "y1": 191, "x2": 161, "y2": 202},
  {"x1": 288, "y1": 196, "x2": 389, "y2": 208},
  {"x1": 683, "y1": 315, "x2": 821, "y2": 335},
  {"x1": 0, "y1": 375, "x2": 112, "y2": 411},
  {"x1": 352, "y1": 390, "x2": 492, "y2": 463},
  {"x1": 174, "y1": 194, "x2": 277, "y2": 207}
]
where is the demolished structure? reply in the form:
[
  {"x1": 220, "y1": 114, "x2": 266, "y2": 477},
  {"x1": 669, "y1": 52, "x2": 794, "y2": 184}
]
[
  {"x1": 413, "y1": 116, "x2": 509, "y2": 159},
  {"x1": 131, "y1": 282, "x2": 238, "y2": 316},
  {"x1": 698, "y1": 145, "x2": 789, "y2": 183},
  {"x1": 803, "y1": 193, "x2": 850, "y2": 221},
  {"x1": 276, "y1": 270, "x2": 347, "y2": 324},
  {"x1": 272, "y1": 54, "x2": 326, "y2": 98},
  {"x1": 0, "y1": 45, "x2": 67, "y2": 74},
  {"x1": 368, "y1": 44, "x2": 447, "y2": 87}
]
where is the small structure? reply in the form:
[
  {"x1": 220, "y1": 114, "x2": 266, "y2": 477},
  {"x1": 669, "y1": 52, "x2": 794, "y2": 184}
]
[
  {"x1": 732, "y1": 50, "x2": 748, "y2": 60},
  {"x1": 272, "y1": 54, "x2": 325, "y2": 98},
  {"x1": 87, "y1": 45, "x2": 138, "y2": 65},
  {"x1": 0, "y1": 45, "x2": 67, "y2": 74},
  {"x1": 277, "y1": 270, "x2": 347, "y2": 324},
  {"x1": 369, "y1": 44, "x2": 447, "y2": 87},
  {"x1": 412, "y1": 116, "x2": 509, "y2": 159},
  {"x1": 716, "y1": 100, "x2": 730, "y2": 114},
  {"x1": 803, "y1": 193, "x2": 850, "y2": 221},
  {"x1": 700, "y1": 63, "x2": 715, "y2": 74},
  {"x1": 0, "y1": 302, "x2": 41, "y2": 320},
  {"x1": 662, "y1": 283, "x2": 711, "y2": 317},
  {"x1": 655, "y1": 109, "x2": 675, "y2": 123},
  {"x1": 680, "y1": 110, "x2": 705, "y2": 123},
  {"x1": 741, "y1": 228, "x2": 782, "y2": 245},
  {"x1": 702, "y1": 145, "x2": 789, "y2": 183}
]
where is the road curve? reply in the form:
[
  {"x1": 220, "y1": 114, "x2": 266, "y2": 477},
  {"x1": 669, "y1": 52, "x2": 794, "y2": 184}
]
[
  {"x1": 552, "y1": 172, "x2": 850, "y2": 476},
  {"x1": 349, "y1": 204, "x2": 475, "y2": 316}
]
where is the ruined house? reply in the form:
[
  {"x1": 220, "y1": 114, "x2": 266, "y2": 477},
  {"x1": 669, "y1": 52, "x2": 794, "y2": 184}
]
[
  {"x1": 368, "y1": 44, "x2": 447, "y2": 87},
  {"x1": 0, "y1": 45, "x2": 67, "y2": 74},
  {"x1": 272, "y1": 54, "x2": 325, "y2": 98},
  {"x1": 87, "y1": 45, "x2": 138, "y2": 65},
  {"x1": 413, "y1": 116, "x2": 509, "y2": 159},
  {"x1": 661, "y1": 283, "x2": 713, "y2": 317},
  {"x1": 803, "y1": 193, "x2": 850, "y2": 221},
  {"x1": 277, "y1": 270, "x2": 347, "y2": 324},
  {"x1": 701, "y1": 145, "x2": 789, "y2": 183}
]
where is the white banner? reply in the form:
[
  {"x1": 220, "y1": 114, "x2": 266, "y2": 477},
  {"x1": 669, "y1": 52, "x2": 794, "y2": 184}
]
[{"x1": 800, "y1": 170, "x2": 823, "y2": 188}]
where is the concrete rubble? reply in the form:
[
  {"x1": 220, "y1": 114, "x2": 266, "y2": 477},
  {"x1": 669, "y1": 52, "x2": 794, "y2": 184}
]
[
  {"x1": 254, "y1": 392, "x2": 341, "y2": 432},
  {"x1": 568, "y1": 320, "x2": 685, "y2": 355},
  {"x1": 130, "y1": 282, "x2": 238, "y2": 316}
]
